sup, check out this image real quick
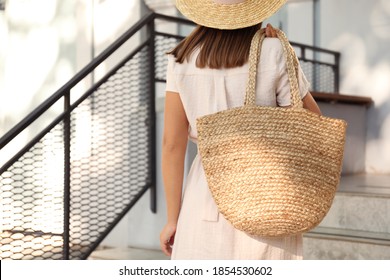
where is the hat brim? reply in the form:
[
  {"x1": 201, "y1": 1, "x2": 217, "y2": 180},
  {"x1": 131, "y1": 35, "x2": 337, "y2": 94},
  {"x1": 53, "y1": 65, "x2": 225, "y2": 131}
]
[{"x1": 176, "y1": 0, "x2": 287, "y2": 30}]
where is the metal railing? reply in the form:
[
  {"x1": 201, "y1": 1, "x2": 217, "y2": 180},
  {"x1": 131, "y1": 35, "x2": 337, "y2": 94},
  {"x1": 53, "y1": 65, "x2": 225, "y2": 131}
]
[
  {"x1": 292, "y1": 42, "x2": 340, "y2": 93},
  {"x1": 0, "y1": 12, "x2": 340, "y2": 260},
  {"x1": 0, "y1": 12, "x2": 158, "y2": 260},
  {"x1": 153, "y1": 15, "x2": 341, "y2": 93}
]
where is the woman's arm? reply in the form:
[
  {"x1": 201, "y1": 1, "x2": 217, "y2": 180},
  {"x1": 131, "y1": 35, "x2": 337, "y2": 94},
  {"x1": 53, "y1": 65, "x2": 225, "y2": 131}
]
[
  {"x1": 302, "y1": 92, "x2": 322, "y2": 115},
  {"x1": 160, "y1": 91, "x2": 189, "y2": 256},
  {"x1": 280, "y1": 93, "x2": 322, "y2": 115}
]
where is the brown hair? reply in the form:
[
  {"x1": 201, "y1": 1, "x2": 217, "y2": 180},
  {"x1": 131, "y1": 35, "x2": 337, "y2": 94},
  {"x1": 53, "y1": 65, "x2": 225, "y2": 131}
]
[{"x1": 168, "y1": 24, "x2": 261, "y2": 69}]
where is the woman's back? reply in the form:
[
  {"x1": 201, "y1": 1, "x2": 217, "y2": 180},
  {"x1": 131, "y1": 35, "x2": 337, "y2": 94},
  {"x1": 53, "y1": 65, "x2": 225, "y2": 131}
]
[
  {"x1": 160, "y1": 0, "x2": 320, "y2": 260},
  {"x1": 166, "y1": 37, "x2": 310, "y2": 142}
]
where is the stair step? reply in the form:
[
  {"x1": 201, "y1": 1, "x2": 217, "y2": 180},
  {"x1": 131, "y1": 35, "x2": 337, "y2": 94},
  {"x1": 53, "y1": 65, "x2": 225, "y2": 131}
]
[
  {"x1": 90, "y1": 174, "x2": 390, "y2": 260},
  {"x1": 318, "y1": 174, "x2": 390, "y2": 233},
  {"x1": 338, "y1": 174, "x2": 390, "y2": 198},
  {"x1": 304, "y1": 227, "x2": 390, "y2": 260},
  {"x1": 91, "y1": 233, "x2": 390, "y2": 260},
  {"x1": 306, "y1": 227, "x2": 390, "y2": 246},
  {"x1": 91, "y1": 226, "x2": 390, "y2": 260},
  {"x1": 89, "y1": 247, "x2": 169, "y2": 260},
  {"x1": 304, "y1": 174, "x2": 390, "y2": 260}
]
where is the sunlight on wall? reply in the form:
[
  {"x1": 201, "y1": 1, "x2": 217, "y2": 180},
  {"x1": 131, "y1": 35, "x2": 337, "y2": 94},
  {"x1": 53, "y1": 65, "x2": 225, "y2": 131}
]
[
  {"x1": 7, "y1": 0, "x2": 57, "y2": 25},
  {"x1": 38, "y1": 132, "x2": 65, "y2": 234},
  {"x1": 94, "y1": 0, "x2": 137, "y2": 45},
  {"x1": 92, "y1": 0, "x2": 138, "y2": 82},
  {"x1": 0, "y1": 1, "x2": 71, "y2": 200},
  {"x1": 331, "y1": 33, "x2": 390, "y2": 106},
  {"x1": 0, "y1": 0, "x2": 83, "y2": 136},
  {"x1": 369, "y1": 121, "x2": 390, "y2": 174},
  {"x1": 72, "y1": 110, "x2": 93, "y2": 161},
  {"x1": 0, "y1": 12, "x2": 7, "y2": 128},
  {"x1": 327, "y1": 0, "x2": 390, "y2": 173},
  {"x1": 1, "y1": 1, "x2": 65, "y2": 237},
  {"x1": 5, "y1": 27, "x2": 59, "y2": 108},
  {"x1": 1, "y1": 0, "x2": 142, "y2": 244},
  {"x1": 371, "y1": 0, "x2": 390, "y2": 39}
]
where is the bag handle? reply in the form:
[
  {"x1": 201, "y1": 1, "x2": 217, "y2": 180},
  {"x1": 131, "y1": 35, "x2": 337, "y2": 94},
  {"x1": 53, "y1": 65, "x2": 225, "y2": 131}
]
[{"x1": 244, "y1": 29, "x2": 303, "y2": 109}]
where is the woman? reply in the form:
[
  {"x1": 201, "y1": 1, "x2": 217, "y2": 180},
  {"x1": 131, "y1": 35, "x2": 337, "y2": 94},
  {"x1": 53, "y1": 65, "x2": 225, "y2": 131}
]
[{"x1": 160, "y1": 0, "x2": 321, "y2": 260}]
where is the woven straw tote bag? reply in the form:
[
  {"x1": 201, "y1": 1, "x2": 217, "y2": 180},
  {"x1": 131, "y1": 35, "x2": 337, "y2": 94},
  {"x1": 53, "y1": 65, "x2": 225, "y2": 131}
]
[{"x1": 196, "y1": 29, "x2": 347, "y2": 237}]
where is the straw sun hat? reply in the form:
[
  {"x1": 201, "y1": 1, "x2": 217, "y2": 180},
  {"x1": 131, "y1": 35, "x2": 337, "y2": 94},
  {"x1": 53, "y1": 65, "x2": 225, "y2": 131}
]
[{"x1": 175, "y1": 0, "x2": 287, "y2": 30}]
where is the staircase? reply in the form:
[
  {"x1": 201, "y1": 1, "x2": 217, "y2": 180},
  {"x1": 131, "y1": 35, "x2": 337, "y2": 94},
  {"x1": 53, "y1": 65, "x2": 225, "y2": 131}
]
[
  {"x1": 88, "y1": 174, "x2": 390, "y2": 260},
  {"x1": 0, "y1": 12, "x2": 161, "y2": 260},
  {"x1": 304, "y1": 174, "x2": 390, "y2": 259}
]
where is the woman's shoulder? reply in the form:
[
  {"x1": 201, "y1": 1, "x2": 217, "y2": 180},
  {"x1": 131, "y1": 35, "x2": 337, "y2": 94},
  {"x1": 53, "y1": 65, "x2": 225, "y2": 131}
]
[
  {"x1": 259, "y1": 38, "x2": 285, "y2": 69},
  {"x1": 261, "y1": 37, "x2": 284, "y2": 54},
  {"x1": 167, "y1": 49, "x2": 213, "y2": 75},
  {"x1": 167, "y1": 49, "x2": 198, "y2": 65}
]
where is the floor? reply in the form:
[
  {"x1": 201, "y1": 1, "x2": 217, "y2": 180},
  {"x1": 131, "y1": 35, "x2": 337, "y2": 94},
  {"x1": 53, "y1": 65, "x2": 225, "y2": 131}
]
[{"x1": 89, "y1": 247, "x2": 169, "y2": 260}]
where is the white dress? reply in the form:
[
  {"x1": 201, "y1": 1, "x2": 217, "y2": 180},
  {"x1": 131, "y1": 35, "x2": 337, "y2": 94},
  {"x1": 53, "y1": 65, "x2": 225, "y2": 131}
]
[{"x1": 165, "y1": 38, "x2": 310, "y2": 260}]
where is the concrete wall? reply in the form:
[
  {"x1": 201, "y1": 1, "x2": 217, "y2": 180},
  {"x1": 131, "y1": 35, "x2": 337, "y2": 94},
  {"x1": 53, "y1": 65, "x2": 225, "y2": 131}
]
[
  {"x1": 0, "y1": 1, "x2": 81, "y2": 166},
  {"x1": 0, "y1": 0, "x2": 145, "y2": 247},
  {"x1": 319, "y1": 0, "x2": 390, "y2": 173},
  {"x1": 285, "y1": 0, "x2": 390, "y2": 173},
  {"x1": 0, "y1": 0, "x2": 142, "y2": 167},
  {"x1": 319, "y1": 102, "x2": 367, "y2": 174}
]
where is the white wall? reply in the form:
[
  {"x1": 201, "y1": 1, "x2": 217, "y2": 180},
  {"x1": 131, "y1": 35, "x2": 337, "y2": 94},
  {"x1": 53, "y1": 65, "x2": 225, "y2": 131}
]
[
  {"x1": 318, "y1": 0, "x2": 390, "y2": 173},
  {"x1": 0, "y1": 0, "x2": 142, "y2": 167},
  {"x1": 1, "y1": 0, "x2": 83, "y2": 135},
  {"x1": 319, "y1": 102, "x2": 367, "y2": 174},
  {"x1": 284, "y1": 0, "x2": 314, "y2": 45},
  {"x1": 276, "y1": 0, "x2": 390, "y2": 174},
  {"x1": 0, "y1": 1, "x2": 81, "y2": 166},
  {"x1": 0, "y1": 0, "x2": 145, "y2": 248}
]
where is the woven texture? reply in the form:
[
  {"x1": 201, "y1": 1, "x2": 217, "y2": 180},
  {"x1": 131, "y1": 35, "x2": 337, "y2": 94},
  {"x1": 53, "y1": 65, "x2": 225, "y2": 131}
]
[
  {"x1": 175, "y1": 0, "x2": 287, "y2": 30},
  {"x1": 196, "y1": 29, "x2": 347, "y2": 237}
]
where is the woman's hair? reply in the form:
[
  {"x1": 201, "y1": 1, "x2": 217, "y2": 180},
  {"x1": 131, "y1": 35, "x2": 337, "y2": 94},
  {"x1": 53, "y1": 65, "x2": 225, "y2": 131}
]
[{"x1": 168, "y1": 24, "x2": 261, "y2": 69}]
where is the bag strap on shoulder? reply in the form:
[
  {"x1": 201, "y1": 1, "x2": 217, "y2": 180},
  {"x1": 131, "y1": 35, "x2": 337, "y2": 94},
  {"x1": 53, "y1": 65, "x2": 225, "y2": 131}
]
[{"x1": 244, "y1": 29, "x2": 303, "y2": 109}]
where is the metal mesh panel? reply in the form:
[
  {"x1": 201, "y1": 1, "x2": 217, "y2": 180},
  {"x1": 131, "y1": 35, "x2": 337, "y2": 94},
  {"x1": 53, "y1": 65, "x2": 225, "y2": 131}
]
[
  {"x1": 0, "y1": 124, "x2": 64, "y2": 260},
  {"x1": 69, "y1": 46, "x2": 152, "y2": 259},
  {"x1": 155, "y1": 35, "x2": 181, "y2": 81},
  {"x1": 154, "y1": 34, "x2": 338, "y2": 93},
  {"x1": 300, "y1": 61, "x2": 336, "y2": 93},
  {"x1": 0, "y1": 45, "x2": 152, "y2": 260}
]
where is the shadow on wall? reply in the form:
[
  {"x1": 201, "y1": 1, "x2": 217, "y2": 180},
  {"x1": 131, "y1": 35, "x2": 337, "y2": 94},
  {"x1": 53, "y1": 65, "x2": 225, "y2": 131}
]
[
  {"x1": 327, "y1": 0, "x2": 390, "y2": 173},
  {"x1": 0, "y1": 0, "x2": 140, "y2": 136},
  {"x1": 0, "y1": 0, "x2": 74, "y2": 168},
  {"x1": 0, "y1": 0, "x2": 67, "y2": 135},
  {"x1": 0, "y1": 0, "x2": 141, "y2": 167}
]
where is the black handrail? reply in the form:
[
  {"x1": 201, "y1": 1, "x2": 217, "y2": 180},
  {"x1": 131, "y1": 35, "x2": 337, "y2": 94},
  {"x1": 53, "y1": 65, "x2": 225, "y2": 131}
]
[{"x1": 152, "y1": 13, "x2": 341, "y2": 92}]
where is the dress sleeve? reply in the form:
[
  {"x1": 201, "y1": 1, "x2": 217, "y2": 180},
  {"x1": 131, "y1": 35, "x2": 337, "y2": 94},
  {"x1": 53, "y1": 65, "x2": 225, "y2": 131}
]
[
  {"x1": 166, "y1": 55, "x2": 179, "y2": 93},
  {"x1": 276, "y1": 50, "x2": 310, "y2": 106}
]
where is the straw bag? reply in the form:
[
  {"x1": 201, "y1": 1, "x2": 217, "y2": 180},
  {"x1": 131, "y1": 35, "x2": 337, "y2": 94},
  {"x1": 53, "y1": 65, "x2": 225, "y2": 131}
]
[{"x1": 196, "y1": 29, "x2": 347, "y2": 237}]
